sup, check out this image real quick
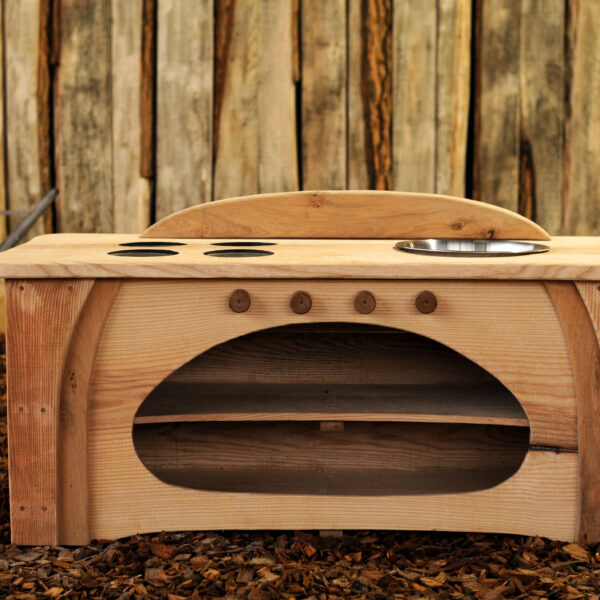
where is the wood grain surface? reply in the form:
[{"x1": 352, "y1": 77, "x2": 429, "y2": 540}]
[
  {"x1": 0, "y1": 2, "x2": 598, "y2": 236},
  {"x1": 79, "y1": 278, "x2": 579, "y2": 540},
  {"x1": 570, "y1": 282, "x2": 600, "y2": 542},
  {"x1": 133, "y1": 422, "x2": 529, "y2": 494},
  {"x1": 5, "y1": 0, "x2": 48, "y2": 238},
  {"x1": 6, "y1": 279, "x2": 94, "y2": 545},
  {"x1": 392, "y1": 0, "x2": 436, "y2": 193},
  {"x1": 134, "y1": 382, "x2": 528, "y2": 427},
  {"x1": 436, "y1": 0, "x2": 471, "y2": 197},
  {"x1": 55, "y1": 1, "x2": 113, "y2": 233},
  {"x1": 301, "y1": 0, "x2": 347, "y2": 189},
  {"x1": 519, "y1": 0, "x2": 564, "y2": 233},
  {"x1": 142, "y1": 190, "x2": 550, "y2": 240},
  {"x1": 3, "y1": 233, "x2": 600, "y2": 280},
  {"x1": 473, "y1": 0, "x2": 520, "y2": 211},
  {"x1": 58, "y1": 280, "x2": 121, "y2": 545},
  {"x1": 155, "y1": 0, "x2": 213, "y2": 218},
  {"x1": 112, "y1": 0, "x2": 144, "y2": 233},
  {"x1": 89, "y1": 279, "x2": 575, "y2": 456},
  {"x1": 564, "y1": 1, "x2": 600, "y2": 235},
  {"x1": 214, "y1": 0, "x2": 297, "y2": 200}
]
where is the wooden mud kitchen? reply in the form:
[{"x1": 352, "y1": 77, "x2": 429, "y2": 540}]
[{"x1": 1, "y1": 191, "x2": 600, "y2": 546}]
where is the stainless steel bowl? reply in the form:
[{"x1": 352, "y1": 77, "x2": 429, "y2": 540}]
[{"x1": 394, "y1": 239, "x2": 550, "y2": 257}]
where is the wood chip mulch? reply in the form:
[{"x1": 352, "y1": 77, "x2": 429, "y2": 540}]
[{"x1": 0, "y1": 336, "x2": 599, "y2": 598}]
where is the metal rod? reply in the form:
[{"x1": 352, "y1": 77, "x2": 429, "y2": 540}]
[
  {"x1": 0, "y1": 210, "x2": 30, "y2": 216},
  {"x1": 0, "y1": 188, "x2": 58, "y2": 251}
]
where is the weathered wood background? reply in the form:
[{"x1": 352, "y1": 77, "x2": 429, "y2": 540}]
[{"x1": 1, "y1": 0, "x2": 598, "y2": 238}]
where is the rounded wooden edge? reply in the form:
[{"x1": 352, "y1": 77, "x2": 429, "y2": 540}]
[{"x1": 141, "y1": 191, "x2": 551, "y2": 241}]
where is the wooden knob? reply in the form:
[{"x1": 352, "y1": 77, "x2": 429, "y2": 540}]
[
  {"x1": 229, "y1": 289, "x2": 250, "y2": 313},
  {"x1": 415, "y1": 290, "x2": 437, "y2": 314},
  {"x1": 291, "y1": 291, "x2": 312, "y2": 314},
  {"x1": 354, "y1": 291, "x2": 376, "y2": 314}
]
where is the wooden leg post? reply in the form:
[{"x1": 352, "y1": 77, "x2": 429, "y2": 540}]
[{"x1": 6, "y1": 279, "x2": 94, "y2": 545}]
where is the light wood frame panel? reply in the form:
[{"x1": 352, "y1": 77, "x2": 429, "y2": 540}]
[{"x1": 80, "y1": 279, "x2": 577, "y2": 543}]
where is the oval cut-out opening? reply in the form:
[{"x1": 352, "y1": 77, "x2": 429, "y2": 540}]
[
  {"x1": 211, "y1": 241, "x2": 277, "y2": 247},
  {"x1": 133, "y1": 323, "x2": 530, "y2": 496},
  {"x1": 204, "y1": 249, "x2": 274, "y2": 257},
  {"x1": 119, "y1": 241, "x2": 186, "y2": 247},
  {"x1": 109, "y1": 249, "x2": 179, "y2": 257}
]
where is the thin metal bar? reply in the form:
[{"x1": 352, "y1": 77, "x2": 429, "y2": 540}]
[
  {"x1": 0, "y1": 210, "x2": 30, "y2": 216},
  {"x1": 0, "y1": 188, "x2": 59, "y2": 251}
]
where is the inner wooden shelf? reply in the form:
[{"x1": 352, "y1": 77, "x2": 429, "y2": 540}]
[
  {"x1": 133, "y1": 382, "x2": 528, "y2": 427},
  {"x1": 132, "y1": 323, "x2": 531, "y2": 496},
  {"x1": 133, "y1": 421, "x2": 529, "y2": 495}
]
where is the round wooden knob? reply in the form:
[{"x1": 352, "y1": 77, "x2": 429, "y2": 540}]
[
  {"x1": 354, "y1": 291, "x2": 376, "y2": 314},
  {"x1": 229, "y1": 289, "x2": 250, "y2": 313},
  {"x1": 415, "y1": 290, "x2": 437, "y2": 314},
  {"x1": 291, "y1": 291, "x2": 312, "y2": 314}
]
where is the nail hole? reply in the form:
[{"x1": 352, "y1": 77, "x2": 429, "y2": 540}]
[
  {"x1": 19, "y1": 285, "x2": 24, "y2": 291},
  {"x1": 41, "y1": 407, "x2": 46, "y2": 413},
  {"x1": 18, "y1": 406, "x2": 23, "y2": 413},
  {"x1": 19, "y1": 506, "x2": 25, "y2": 511},
  {"x1": 41, "y1": 506, "x2": 47, "y2": 512}
]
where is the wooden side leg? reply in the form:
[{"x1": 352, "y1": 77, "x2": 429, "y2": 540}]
[
  {"x1": 6, "y1": 279, "x2": 94, "y2": 545},
  {"x1": 548, "y1": 282, "x2": 600, "y2": 543}
]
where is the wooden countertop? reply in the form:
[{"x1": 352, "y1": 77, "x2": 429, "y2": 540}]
[{"x1": 0, "y1": 233, "x2": 599, "y2": 280}]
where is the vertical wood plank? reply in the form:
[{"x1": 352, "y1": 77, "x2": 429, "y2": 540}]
[
  {"x1": 156, "y1": 0, "x2": 213, "y2": 219},
  {"x1": 519, "y1": 0, "x2": 564, "y2": 233},
  {"x1": 350, "y1": 0, "x2": 392, "y2": 190},
  {"x1": 472, "y1": 0, "x2": 520, "y2": 210},
  {"x1": 436, "y1": 0, "x2": 471, "y2": 198},
  {"x1": 563, "y1": 0, "x2": 600, "y2": 235},
  {"x1": 257, "y1": 0, "x2": 298, "y2": 194},
  {"x1": 213, "y1": 0, "x2": 258, "y2": 200},
  {"x1": 301, "y1": 0, "x2": 347, "y2": 190},
  {"x1": 347, "y1": 0, "x2": 368, "y2": 190},
  {"x1": 0, "y1": 0, "x2": 7, "y2": 240},
  {"x1": 214, "y1": 1, "x2": 297, "y2": 201},
  {"x1": 392, "y1": 0, "x2": 436, "y2": 193},
  {"x1": 549, "y1": 282, "x2": 600, "y2": 543},
  {"x1": 55, "y1": 1, "x2": 113, "y2": 232},
  {"x1": 140, "y1": 0, "x2": 156, "y2": 231},
  {"x1": 112, "y1": 0, "x2": 143, "y2": 232},
  {"x1": 6, "y1": 279, "x2": 94, "y2": 545},
  {"x1": 5, "y1": 0, "x2": 48, "y2": 238}
]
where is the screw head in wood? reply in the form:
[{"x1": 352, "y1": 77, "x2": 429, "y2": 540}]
[
  {"x1": 415, "y1": 290, "x2": 437, "y2": 314},
  {"x1": 229, "y1": 289, "x2": 251, "y2": 313},
  {"x1": 354, "y1": 290, "x2": 376, "y2": 314},
  {"x1": 291, "y1": 291, "x2": 312, "y2": 314}
]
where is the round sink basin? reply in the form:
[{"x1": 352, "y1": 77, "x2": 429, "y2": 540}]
[{"x1": 395, "y1": 239, "x2": 550, "y2": 257}]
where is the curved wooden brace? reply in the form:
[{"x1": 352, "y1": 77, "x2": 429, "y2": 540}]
[
  {"x1": 57, "y1": 280, "x2": 122, "y2": 545},
  {"x1": 548, "y1": 281, "x2": 600, "y2": 543},
  {"x1": 141, "y1": 190, "x2": 551, "y2": 240}
]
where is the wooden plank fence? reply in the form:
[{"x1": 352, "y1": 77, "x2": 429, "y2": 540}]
[{"x1": 1, "y1": 0, "x2": 599, "y2": 238}]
